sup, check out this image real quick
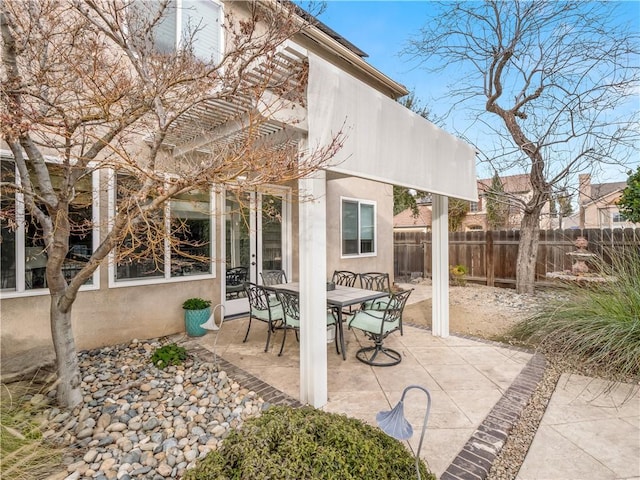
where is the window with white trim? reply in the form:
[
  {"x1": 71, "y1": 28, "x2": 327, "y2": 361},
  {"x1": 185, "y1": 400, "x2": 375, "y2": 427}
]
[
  {"x1": 0, "y1": 158, "x2": 98, "y2": 294},
  {"x1": 341, "y1": 198, "x2": 376, "y2": 256},
  {"x1": 612, "y1": 211, "x2": 624, "y2": 223},
  {"x1": 143, "y1": 0, "x2": 223, "y2": 63},
  {"x1": 113, "y1": 173, "x2": 213, "y2": 283}
]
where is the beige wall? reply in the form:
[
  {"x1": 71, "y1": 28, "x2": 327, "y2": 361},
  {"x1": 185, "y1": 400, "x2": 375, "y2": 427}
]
[
  {"x1": 325, "y1": 172, "x2": 394, "y2": 283},
  {"x1": 0, "y1": 277, "x2": 220, "y2": 359},
  {"x1": 583, "y1": 192, "x2": 637, "y2": 229}
]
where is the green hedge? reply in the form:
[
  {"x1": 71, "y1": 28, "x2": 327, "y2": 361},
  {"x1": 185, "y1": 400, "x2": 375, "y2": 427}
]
[{"x1": 184, "y1": 405, "x2": 434, "y2": 480}]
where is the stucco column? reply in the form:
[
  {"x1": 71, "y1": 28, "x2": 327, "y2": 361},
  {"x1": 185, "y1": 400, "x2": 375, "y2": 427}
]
[
  {"x1": 298, "y1": 169, "x2": 328, "y2": 407},
  {"x1": 432, "y1": 194, "x2": 449, "y2": 337}
]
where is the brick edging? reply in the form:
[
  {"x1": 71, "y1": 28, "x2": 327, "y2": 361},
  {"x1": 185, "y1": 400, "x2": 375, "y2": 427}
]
[
  {"x1": 441, "y1": 353, "x2": 546, "y2": 480},
  {"x1": 402, "y1": 322, "x2": 547, "y2": 480}
]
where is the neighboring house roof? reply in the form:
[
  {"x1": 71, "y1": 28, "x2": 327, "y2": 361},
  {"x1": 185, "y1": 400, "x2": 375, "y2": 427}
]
[
  {"x1": 584, "y1": 181, "x2": 627, "y2": 205},
  {"x1": 477, "y1": 173, "x2": 531, "y2": 195},
  {"x1": 393, "y1": 205, "x2": 432, "y2": 229},
  {"x1": 393, "y1": 174, "x2": 534, "y2": 231}
]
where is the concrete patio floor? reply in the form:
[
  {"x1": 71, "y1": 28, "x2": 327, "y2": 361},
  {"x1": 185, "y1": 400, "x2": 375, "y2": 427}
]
[
  {"x1": 517, "y1": 373, "x2": 640, "y2": 480},
  {"x1": 195, "y1": 314, "x2": 538, "y2": 478}
]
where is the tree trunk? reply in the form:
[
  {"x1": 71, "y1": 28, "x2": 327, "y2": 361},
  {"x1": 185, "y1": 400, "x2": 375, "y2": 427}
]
[
  {"x1": 515, "y1": 208, "x2": 543, "y2": 294},
  {"x1": 51, "y1": 295, "x2": 82, "y2": 408}
]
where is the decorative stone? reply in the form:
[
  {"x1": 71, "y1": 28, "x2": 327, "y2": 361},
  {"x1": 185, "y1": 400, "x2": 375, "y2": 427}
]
[{"x1": 39, "y1": 338, "x2": 265, "y2": 480}]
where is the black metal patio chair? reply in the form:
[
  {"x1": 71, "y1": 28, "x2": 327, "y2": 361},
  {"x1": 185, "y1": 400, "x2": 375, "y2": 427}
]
[
  {"x1": 243, "y1": 282, "x2": 283, "y2": 352},
  {"x1": 348, "y1": 289, "x2": 413, "y2": 366},
  {"x1": 274, "y1": 289, "x2": 339, "y2": 357}
]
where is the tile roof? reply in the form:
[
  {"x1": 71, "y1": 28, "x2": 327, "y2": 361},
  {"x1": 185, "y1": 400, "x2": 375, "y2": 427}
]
[
  {"x1": 478, "y1": 173, "x2": 531, "y2": 194},
  {"x1": 393, "y1": 205, "x2": 432, "y2": 228},
  {"x1": 590, "y1": 181, "x2": 627, "y2": 200}
]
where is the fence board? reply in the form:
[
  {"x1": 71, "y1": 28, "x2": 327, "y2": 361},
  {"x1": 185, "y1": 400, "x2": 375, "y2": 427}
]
[{"x1": 394, "y1": 228, "x2": 639, "y2": 285}]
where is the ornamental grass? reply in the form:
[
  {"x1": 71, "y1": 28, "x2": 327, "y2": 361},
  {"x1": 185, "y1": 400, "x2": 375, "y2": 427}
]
[{"x1": 511, "y1": 247, "x2": 640, "y2": 381}]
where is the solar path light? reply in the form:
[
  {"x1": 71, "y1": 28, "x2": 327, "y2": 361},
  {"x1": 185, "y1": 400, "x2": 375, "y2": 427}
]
[{"x1": 376, "y1": 384, "x2": 432, "y2": 480}]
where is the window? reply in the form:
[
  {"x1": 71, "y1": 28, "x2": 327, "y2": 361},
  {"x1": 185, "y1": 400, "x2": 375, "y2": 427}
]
[
  {"x1": 341, "y1": 198, "x2": 376, "y2": 256},
  {"x1": 149, "y1": 0, "x2": 223, "y2": 62},
  {"x1": 469, "y1": 201, "x2": 479, "y2": 213},
  {"x1": 170, "y1": 190, "x2": 212, "y2": 276},
  {"x1": 1, "y1": 158, "x2": 97, "y2": 294},
  {"x1": 113, "y1": 173, "x2": 213, "y2": 283},
  {"x1": 612, "y1": 212, "x2": 624, "y2": 223},
  {"x1": 115, "y1": 174, "x2": 165, "y2": 281}
]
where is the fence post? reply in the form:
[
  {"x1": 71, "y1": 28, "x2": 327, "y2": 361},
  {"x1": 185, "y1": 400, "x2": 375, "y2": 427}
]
[{"x1": 486, "y1": 230, "x2": 495, "y2": 287}]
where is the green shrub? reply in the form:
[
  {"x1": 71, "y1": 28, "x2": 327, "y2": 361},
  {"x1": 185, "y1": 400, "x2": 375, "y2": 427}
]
[
  {"x1": 182, "y1": 298, "x2": 212, "y2": 310},
  {"x1": 183, "y1": 405, "x2": 434, "y2": 480},
  {"x1": 151, "y1": 343, "x2": 188, "y2": 369},
  {"x1": 511, "y1": 247, "x2": 640, "y2": 381}
]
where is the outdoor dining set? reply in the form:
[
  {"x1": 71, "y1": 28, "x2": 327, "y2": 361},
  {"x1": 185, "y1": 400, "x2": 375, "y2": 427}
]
[{"x1": 242, "y1": 270, "x2": 413, "y2": 366}]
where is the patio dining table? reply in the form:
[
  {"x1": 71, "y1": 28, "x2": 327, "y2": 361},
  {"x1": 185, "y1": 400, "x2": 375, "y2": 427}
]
[{"x1": 269, "y1": 282, "x2": 389, "y2": 360}]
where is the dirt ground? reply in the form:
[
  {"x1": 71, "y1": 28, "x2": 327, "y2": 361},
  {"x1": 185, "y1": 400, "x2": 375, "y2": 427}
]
[{"x1": 401, "y1": 281, "x2": 543, "y2": 340}]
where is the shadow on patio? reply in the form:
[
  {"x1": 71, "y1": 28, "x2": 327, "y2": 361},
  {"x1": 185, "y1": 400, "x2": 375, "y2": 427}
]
[{"x1": 186, "y1": 310, "x2": 542, "y2": 479}]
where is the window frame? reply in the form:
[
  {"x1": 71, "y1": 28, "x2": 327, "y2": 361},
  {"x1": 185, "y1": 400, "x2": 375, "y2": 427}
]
[
  {"x1": 612, "y1": 211, "x2": 624, "y2": 223},
  {"x1": 107, "y1": 170, "x2": 217, "y2": 288},
  {"x1": 340, "y1": 196, "x2": 377, "y2": 258},
  {"x1": 0, "y1": 152, "x2": 100, "y2": 298},
  {"x1": 152, "y1": 0, "x2": 225, "y2": 64}
]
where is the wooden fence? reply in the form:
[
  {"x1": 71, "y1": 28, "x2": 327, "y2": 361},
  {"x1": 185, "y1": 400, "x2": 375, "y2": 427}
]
[{"x1": 394, "y1": 228, "x2": 640, "y2": 287}]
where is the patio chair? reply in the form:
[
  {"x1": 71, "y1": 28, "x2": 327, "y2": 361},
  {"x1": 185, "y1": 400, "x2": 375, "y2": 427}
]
[
  {"x1": 274, "y1": 289, "x2": 339, "y2": 357},
  {"x1": 260, "y1": 269, "x2": 288, "y2": 286},
  {"x1": 348, "y1": 289, "x2": 412, "y2": 366},
  {"x1": 243, "y1": 282, "x2": 284, "y2": 352},
  {"x1": 332, "y1": 270, "x2": 358, "y2": 287},
  {"x1": 331, "y1": 270, "x2": 359, "y2": 317},
  {"x1": 226, "y1": 266, "x2": 248, "y2": 298},
  {"x1": 359, "y1": 272, "x2": 402, "y2": 334}
]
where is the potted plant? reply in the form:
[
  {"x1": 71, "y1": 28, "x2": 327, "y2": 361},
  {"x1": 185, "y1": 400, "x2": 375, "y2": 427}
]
[
  {"x1": 449, "y1": 264, "x2": 468, "y2": 286},
  {"x1": 182, "y1": 298, "x2": 212, "y2": 337}
]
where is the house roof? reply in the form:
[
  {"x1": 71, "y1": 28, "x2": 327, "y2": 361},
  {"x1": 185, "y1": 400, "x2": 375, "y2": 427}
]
[
  {"x1": 287, "y1": 2, "x2": 368, "y2": 58},
  {"x1": 590, "y1": 181, "x2": 627, "y2": 200},
  {"x1": 290, "y1": 2, "x2": 408, "y2": 99},
  {"x1": 393, "y1": 205, "x2": 432, "y2": 228},
  {"x1": 477, "y1": 173, "x2": 531, "y2": 194}
]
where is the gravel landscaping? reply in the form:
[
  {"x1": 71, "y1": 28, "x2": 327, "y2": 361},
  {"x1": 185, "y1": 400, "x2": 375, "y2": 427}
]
[{"x1": 37, "y1": 338, "x2": 266, "y2": 479}]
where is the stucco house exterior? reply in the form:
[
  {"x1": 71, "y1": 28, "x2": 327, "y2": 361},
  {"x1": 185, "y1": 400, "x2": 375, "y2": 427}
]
[
  {"x1": 1, "y1": 0, "x2": 477, "y2": 406},
  {"x1": 574, "y1": 173, "x2": 638, "y2": 229},
  {"x1": 393, "y1": 174, "x2": 552, "y2": 232}
]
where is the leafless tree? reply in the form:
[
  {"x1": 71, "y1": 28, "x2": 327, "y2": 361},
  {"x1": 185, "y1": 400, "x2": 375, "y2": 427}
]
[
  {"x1": 405, "y1": 0, "x2": 639, "y2": 293},
  {"x1": 1, "y1": 0, "x2": 341, "y2": 407}
]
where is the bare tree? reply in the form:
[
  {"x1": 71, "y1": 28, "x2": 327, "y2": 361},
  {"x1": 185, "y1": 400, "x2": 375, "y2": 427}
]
[
  {"x1": 405, "y1": 1, "x2": 639, "y2": 293},
  {"x1": 1, "y1": 0, "x2": 341, "y2": 407}
]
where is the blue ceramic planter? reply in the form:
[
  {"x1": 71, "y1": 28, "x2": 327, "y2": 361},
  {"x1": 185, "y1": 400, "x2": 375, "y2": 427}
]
[{"x1": 184, "y1": 308, "x2": 211, "y2": 336}]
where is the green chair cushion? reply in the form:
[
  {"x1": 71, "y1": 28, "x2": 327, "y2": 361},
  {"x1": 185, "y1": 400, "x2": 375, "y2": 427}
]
[
  {"x1": 252, "y1": 305, "x2": 283, "y2": 322},
  {"x1": 348, "y1": 310, "x2": 398, "y2": 334}
]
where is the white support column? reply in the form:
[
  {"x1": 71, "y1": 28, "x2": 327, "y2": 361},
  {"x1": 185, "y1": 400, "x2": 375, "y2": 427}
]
[
  {"x1": 432, "y1": 194, "x2": 449, "y2": 337},
  {"x1": 298, "y1": 170, "x2": 328, "y2": 407}
]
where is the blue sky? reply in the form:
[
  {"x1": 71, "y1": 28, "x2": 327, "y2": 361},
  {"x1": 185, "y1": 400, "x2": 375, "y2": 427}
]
[{"x1": 306, "y1": 1, "x2": 640, "y2": 183}]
